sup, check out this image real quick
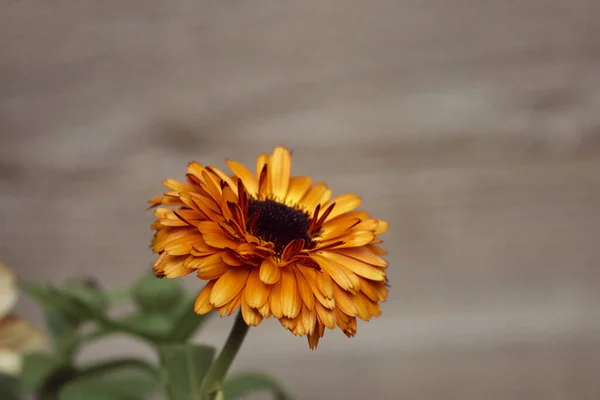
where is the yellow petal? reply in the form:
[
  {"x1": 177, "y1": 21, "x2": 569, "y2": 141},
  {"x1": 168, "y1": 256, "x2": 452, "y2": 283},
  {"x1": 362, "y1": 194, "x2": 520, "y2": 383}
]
[
  {"x1": 245, "y1": 268, "x2": 270, "y2": 308},
  {"x1": 0, "y1": 315, "x2": 44, "y2": 353},
  {"x1": 285, "y1": 176, "x2": 312, "y2": 206},
  {"x1": 0, "y1": 263, "x2": 17, "y2": 319},
  {"x1": 322, "y1": 194, "x2": 362, "y2": 221},
  {"x1": 209, "y1": 268, "x2": 250, "y2": 308},
  {"x1": 194, "y1": 281, "x2": 216, "y2": 314},
  {"x1": 300, "y1": 183, "x2": 332, "y2": 213},
  {"x1": 259, "y1": 257, "x2": 281, "y2": 284},
  {"x1": 0, "y1": 349, "x2": 21, "y2": 376},
  {"x1": 321, "y1": 252, "x2": 386, "y2": 281},
  {"x1": 227, "y1": 159, "x2": 259, "y2": 197},
  {"x1": 280, "y1": 268, "x2": 301, "y2": 319},
  {"x1": 241, "y1": 294, "x2": 263, "y2": 326},
  {"x1": 269, "y1": 146, "x2": 291, "y2": 200}
]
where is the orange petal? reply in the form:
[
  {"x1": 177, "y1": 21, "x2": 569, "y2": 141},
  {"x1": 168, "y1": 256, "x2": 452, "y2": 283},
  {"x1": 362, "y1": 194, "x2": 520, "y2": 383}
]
[
  {"x1": 334, "y1": 247, "x2": 388, "y2": 268},
  {"x1": 294, "y1": 268, "x2": 315, "y2": 310},
  {"x1": 315, "y1": 302, "x2": 336, "y2": 329},
  {"x1": 221, "y1": 290, "x2": 244, "y2": 316},
  {"x1": 256, "y1": 153, "x2": 270, "y2": 198},
  {"x1": 227, "y1": 159, "x2": 259, "y2": 197},
  {"x1": 259, "y1": 257, "x2": 281, "y2": 284},
  {"x1": 196, "y1": 259, "x2": 229, "y2": 281},
  {"x1": 280, "y1": 268, "x2": 301, "y2": 319},
  {"x1": 269, "y1": 146, "x2": 291, "y2": 200},
  {"x1": 153, "y1": 254, "x2": 195, "y2": 278},
  {"x1": 202, "y1": 233, "x2": 240, "y2": 249},
  {"x1": 187, "y1": 161, "x2": 206, "y2": 179},
  {"x1": 333, "y1": 285, "x2": 358, "y2": 317},
  {"x1": 321, "y1": 252, "x2": 386, "y2": 281},
  {"x1": 194, "y1": 281, "x2": 216, "y2": 314},
  {"x1": 286, "y1": 176, "x2": 312, "y2": 206},
  {"x1": 359, "y1": 278, "x2": 388, "y2": 302},
  {"x1": 298, "y1": 265, "x2": 335, "y2": 309},
  {"x1": 312, "y1": 254, "x2": 356, "y2": 293},
  {"x1": 241, "y1": 294, "x2": 263, "y2": 326},
  {"x1": 268, "y1": 280, "x2": 283, "y2": 318},
  {"x1": 374, "y1": 220, "x2": 389, "y2": 234},
  {"x1": 209, "y1": 268, "x2": 250, "y2": 308},
  {"x1": 152, "y1": 228, "x2": 196, "y2": 253},
  {"x1": 207, "y1": 166, "x2": 237, "y2": 195},
  {"x1": 315, "y1": 270, "x2": 334, "y2": 299},
  {"x1": 323, "y1": 231, "x2": 375, "y2": 249},
  {"x1": 257, "y1": 302, "x2": 272, "y2": 318},
  {"x1": 322, "y1": 194, "x2": 362, "y2": 221},
  {"x1": 351, "y1": 293, "x2": 372, "y2": 321},
  {"x1": 301, "y1": 305, "x2": 317, "y2": 335},
  {"x1": 301, "y1": 183, "x2": 332, "y2": 214},
  {"x1": 163, "y1": 178, "x2": 196, "y2": 192},
  {"x1": 245, "y1": 268, "x2": 270, "y2": 308},
  {"x1": 163, "y1": 234, "x2": 205, "y2": 256}
]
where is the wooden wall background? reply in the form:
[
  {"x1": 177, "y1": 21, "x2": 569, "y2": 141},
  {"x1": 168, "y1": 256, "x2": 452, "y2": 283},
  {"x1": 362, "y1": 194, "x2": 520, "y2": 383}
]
[{"x1": 1, "y1": 1, "x2": 599, "y2": 399}]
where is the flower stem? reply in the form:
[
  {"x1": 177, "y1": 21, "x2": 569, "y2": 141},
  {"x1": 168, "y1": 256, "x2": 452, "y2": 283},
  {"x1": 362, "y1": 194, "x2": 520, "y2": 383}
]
[{"x1": 201, "y1": 311, "x2": 250, "y2": 399}]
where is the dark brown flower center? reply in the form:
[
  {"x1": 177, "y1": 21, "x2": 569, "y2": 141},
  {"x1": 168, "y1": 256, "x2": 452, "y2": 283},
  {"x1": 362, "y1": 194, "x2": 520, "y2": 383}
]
[{"x1": 247, "y1": 199, "x2": 311, "y2": 251}]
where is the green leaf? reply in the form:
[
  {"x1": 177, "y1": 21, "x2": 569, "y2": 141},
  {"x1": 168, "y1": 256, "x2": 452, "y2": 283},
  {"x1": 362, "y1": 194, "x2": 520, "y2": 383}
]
[
  {"x1": 61, "y1": 281, "x2": 108, "y2": 314},
  {"x1": 131, "y1": 274, "x2": 183, "y2": 314},
  {"x1": 0, "y1": 374, "x2": 21, "y2": 400},
  {"x1": 20, "y1": 352, "x2": 66, "y2": 390},
  {"x1": 113, "y1": 314, "x2": 173, "y2": 339},
  {"x1": 166, "y1": 295, "x2": 213, "y2": 342},
  {"x1": 58, "y1": 360, "x2": 158, "y2": 400},
  {"x1": 222, "y1": 373, "x2": 293, "y2": 400},
  {"x1": 159, "y1": 344, "x2": 216, "y2": 400}
]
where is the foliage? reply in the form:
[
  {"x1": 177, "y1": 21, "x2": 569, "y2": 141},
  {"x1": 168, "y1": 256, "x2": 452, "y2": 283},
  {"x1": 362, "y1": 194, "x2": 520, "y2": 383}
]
[{"x1": 1, "y1": 274, "x2": 292, "y2": 400}]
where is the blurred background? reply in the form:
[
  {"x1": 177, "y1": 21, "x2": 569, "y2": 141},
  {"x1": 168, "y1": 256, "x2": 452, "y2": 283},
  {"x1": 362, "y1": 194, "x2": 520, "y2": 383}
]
[{"x1": 2, "y1": 1, "x2": 600, "y2": 399}]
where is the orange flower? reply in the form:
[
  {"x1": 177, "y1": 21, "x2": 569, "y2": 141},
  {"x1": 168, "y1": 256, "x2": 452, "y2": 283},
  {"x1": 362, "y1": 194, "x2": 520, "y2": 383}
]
[{"x1": 149, "y1": 146, "x2": 388, "y2": 349}]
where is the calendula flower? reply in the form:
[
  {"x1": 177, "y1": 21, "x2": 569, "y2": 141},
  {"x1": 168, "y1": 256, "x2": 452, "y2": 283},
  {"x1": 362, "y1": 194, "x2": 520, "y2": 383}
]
[
  {"x1": 149, "y1": 146, "x2": 388, "y2": 349},
  {"x1": 0, "y1": 263, "x2": 44, "y2": 375}
]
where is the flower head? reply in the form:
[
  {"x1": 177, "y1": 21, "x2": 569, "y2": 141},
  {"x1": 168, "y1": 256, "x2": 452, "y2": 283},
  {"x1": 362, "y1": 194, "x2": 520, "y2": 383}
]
[
  {"x1": 0, "y1": 263, "x2": 44, "y2": 375},
  {"x1": 149, "y1": 146, "x2": 388, "y2": 349}
]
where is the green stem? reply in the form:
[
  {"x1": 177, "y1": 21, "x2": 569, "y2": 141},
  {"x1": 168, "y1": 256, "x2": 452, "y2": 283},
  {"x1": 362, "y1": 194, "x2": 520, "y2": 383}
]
[{"x1": 201, "y1": 311, "x2": 250, "y2": 399}]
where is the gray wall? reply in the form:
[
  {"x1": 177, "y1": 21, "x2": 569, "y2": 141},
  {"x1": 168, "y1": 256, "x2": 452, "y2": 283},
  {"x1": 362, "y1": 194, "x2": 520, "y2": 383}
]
[{"x1": 2, "y1": 1, "x2": 600, "y2": 399}]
